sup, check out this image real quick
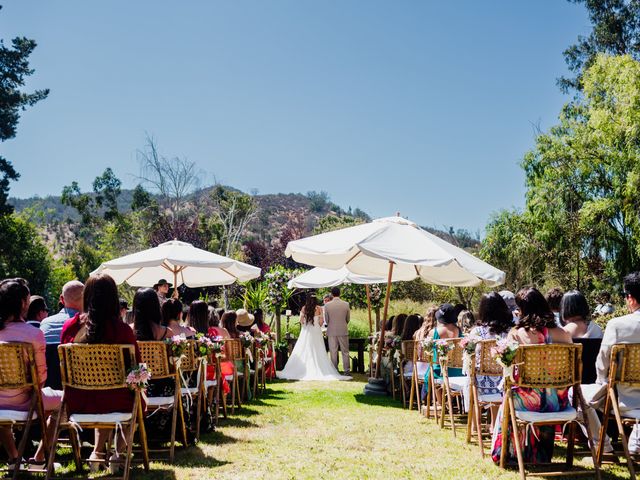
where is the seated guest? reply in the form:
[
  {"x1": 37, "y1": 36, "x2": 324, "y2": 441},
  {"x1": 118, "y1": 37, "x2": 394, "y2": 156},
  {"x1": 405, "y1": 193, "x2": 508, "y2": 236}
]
[
  {"x1": 414, "y1": 305, "x2": 437, "y2": 341},
  {"x1": 40, "y1": 280, "x2": 84, "y2": 345},
  {"x1": 62, "y1": 273, "x2": 140, "y2": 473},
  {"x1": 215, "y1": 308, "x2": 225, "y2": 322},
  {"x1": 401, "y1": 314, "x2": 422, "y2": 341},
  {"x1": 546, "y1": 287, "x2": 564, "y2": 326},
  {"x1": 561, "y1": 290, "x2": 603, "y2": 339},
  {"x1": 593, "y1": 290, "x2": 614, "y2": 316},
  {"x1": 491, "y1": 287, "x2": 572, "y2": 465},
  {"x1": 208, "y1": 309, "x2": 230, "y2": 338},
  {"x1": 236, "y1": 308, "x2": 256, "y2": 334},
  {"x1": 221, "y1": 311, "x2": 240, "y2": 339},
  {"x1": 133, "y1": 288, "x2": 173, "y2": 341},
  {"x1": 161, "y1": 298, "x2": 194, "y2": 338},
  {"x1": 253, "y1": 309, "x2": 270, "y2": 334},
  {"x1": 423, "y1": 303, "x2": 463, "y2": 403},
  {"x1": 391, "y1": 314, "x2": 407, "y2": 337},
  {"x1": 26, "y1": 295, "x2": 49, "y2": 328},
  {"x1": 499, "y1": 290, "x2": 520, "y2": 323},
  {"x1": 595, "y1": 272, "x2": 640, "y2": 454},
  {"x1": 469, "y1": 292, "x2": 513, "y2": 428},
  {"x1": 119, "y1": 298, "x2": 128, "y2": 322},
  {"x1": 0, "y1": 278, "x2": 62, "y2": 466},
  {"x1": 188, "y1": 300, "x2": 210, "y2": 336},
  {"x1": 457, "y1": 309, "x2": 476, "y2": 334}
]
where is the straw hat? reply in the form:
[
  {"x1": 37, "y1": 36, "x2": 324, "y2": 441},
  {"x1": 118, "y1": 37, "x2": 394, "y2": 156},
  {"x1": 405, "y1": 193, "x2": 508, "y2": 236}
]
[{"x1": 236, "y1": 309, "x2": 254, "y2": 327}]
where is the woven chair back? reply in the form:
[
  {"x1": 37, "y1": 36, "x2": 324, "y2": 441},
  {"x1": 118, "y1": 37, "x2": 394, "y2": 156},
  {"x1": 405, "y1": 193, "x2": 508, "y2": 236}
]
[
  {"x1": 415, "y1": 342, "x2": 430, "y2": 362},
  {"x1": 138, "y1": 341, "x2": 171, "y2": 378},
  {"x1": 613, "y1": 343, "x2": 640, "y2": 386},
  {"x1": 478, "y1": 339, "x2": 502, "y2": 376},
  {"x1": 401, "y1": 340, "x2": 416, "y2": 361},
  {"x1": 443, "y1": 338, "x2": 464, "y2": 369},
  {"x1": 0, "y1": 342, "x2": 32, "y2": 389},
  {"x1": 59, "y1": 344, "x2": 135, "y2": 390},
  {"x1": 224, "y1": 338, "x2": 244, "y2": 361},
  {"x1": 177, "y1": 340, "x2": 198, "y2": 372},
  {"x1": 512, "y1": 343, "x2": 581, "y2": 389}
]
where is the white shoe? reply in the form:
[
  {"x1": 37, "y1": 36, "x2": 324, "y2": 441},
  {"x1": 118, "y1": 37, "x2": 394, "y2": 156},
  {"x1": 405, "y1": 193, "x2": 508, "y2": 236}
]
[{"x1": 88, "y1": 452, "x2": 105, "y2": 473}]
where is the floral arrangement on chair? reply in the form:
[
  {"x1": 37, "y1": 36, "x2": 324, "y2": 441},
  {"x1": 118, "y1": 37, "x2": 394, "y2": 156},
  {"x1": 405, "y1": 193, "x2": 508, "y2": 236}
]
[
  {"x1": 126, "y1": 363, "x2": 152, "y2": 391},
  {"x1": 240, "y1": 332, "x2": 255, "y2": 361},
  {"x1": 165, "y1": 333, "x2": 188, "y2": 360},
  {"x1": 384, "y1": 335, "x2": 402, "y2": 366},
  {"x1": 194, "y1": 333, "x2": 215, "y2": 358},
  {"x1": 459, "y1": 334, "x2": 480, "y2": 375},
  {"x1": 209, "y1": 335, "x2": 225, "y2": 359},
  {"x1": 422, "y1": 338, "x2": 454, "y2": 360},
  {"x1": 491, "y1": 338, "x2": 520, "y2": 379}
]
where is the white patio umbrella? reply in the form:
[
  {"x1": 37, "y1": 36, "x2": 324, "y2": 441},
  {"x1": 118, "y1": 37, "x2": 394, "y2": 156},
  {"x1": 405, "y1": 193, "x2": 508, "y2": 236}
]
[
  {"x1": 285, "y1": 215, "x2": 505, "y2": 377},
  {"x1": 91, "y1": 240, "x2": 261, "y2": 289},
  {"x1": 287, "y1": 266, "x2": 386, "y2": 289},
  {"x1": 289, "y1": 266, "x2": 388, "y2": 334}
]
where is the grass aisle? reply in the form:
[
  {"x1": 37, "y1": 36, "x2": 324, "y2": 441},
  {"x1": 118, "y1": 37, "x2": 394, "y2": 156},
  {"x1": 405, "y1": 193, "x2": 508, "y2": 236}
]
[{"x1": 135, "y1": 373, "x2": 625, "y2": 480}]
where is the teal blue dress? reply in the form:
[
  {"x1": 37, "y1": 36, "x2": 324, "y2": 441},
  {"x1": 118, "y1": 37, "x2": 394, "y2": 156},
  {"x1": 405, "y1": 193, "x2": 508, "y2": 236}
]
[{"x1": 423, "y1": 328, "x2": 463, "y2": 395}]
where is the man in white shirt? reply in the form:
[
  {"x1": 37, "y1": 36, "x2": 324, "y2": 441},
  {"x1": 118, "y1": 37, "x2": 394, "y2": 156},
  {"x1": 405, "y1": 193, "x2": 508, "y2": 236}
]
[{"x1": 596, "y1": 271, "x2": 640, "y2": 453}]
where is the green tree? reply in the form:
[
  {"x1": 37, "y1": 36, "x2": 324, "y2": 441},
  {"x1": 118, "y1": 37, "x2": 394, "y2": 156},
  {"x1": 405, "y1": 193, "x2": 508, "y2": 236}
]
[
  {"x1": 560, "y1": 0, "x2": 640, "y2": 91},
  {"x1": 0, "y1": 8, "x2": 49, "y2": 214},
  {"x1": 484, "y1": 54, "x2": 640, "y2": 292},
  {"x1": 0, "y1": 214, "x2": 52, "y2": 294},
  {"x1": 313, "y1": 214, "x2": 365, "y2": 234}
]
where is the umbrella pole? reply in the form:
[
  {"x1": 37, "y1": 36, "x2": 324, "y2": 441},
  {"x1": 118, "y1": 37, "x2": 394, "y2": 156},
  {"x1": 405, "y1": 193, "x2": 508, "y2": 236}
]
[
  {"x1": 365, "y1": 285, "x2": 373, "y2": 335},
  {"x1": 374, "y1": 262, "x2": 394, "y2": 378},
  {"x1": 173, "y1": 269, "x2": 178, "y2": 298}
]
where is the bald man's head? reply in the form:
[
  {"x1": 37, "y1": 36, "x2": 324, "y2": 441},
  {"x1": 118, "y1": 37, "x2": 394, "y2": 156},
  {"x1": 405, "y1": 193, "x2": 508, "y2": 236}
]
[{"x1": 62, "y1": 280, "x2": 84, "y2": 311}]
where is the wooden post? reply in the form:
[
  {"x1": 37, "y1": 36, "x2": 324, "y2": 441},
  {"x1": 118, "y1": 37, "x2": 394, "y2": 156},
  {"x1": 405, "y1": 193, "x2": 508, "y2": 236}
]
[
  {"x1": 275, "y1": 305, "x2": 282, "y2": 343},
  {"x1": 374, "y1": 262, "x2": 394, "y2": 378},
  {"x1": 365, "y1": 284, "x2": 373, "y2": 335}
]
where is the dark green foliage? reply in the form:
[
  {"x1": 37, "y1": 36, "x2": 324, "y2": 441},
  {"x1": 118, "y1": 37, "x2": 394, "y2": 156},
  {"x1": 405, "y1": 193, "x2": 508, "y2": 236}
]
[
  {"x1": 0, "y1": 214, "x2": 51, "y2": 295},
  {"x1": 131, "y1": 184, "x2": 152, "y2": 211},
  {"x1": 0, "y1": 11, "x2": 49, "y2": 214},
  {"x1": 560, "y1": 0, "x2": 640, "y2": 91}
]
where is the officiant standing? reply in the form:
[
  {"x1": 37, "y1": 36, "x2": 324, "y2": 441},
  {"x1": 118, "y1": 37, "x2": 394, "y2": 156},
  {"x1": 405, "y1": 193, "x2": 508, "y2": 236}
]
[{"x1": 324, "y1": 287, "x2": 351, "y2": 376}]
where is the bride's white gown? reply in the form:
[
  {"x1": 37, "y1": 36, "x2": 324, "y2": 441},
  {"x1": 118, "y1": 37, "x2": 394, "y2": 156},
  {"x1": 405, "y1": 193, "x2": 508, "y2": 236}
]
[{"x1": 277, "y1": 314, "x2": 351, "y2": 381}]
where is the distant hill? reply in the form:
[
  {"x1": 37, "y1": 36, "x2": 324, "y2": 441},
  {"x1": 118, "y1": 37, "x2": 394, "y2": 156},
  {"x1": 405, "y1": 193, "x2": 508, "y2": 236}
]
[{"x1": 9, "y1": 188, "x2": 479, "y2": 249}]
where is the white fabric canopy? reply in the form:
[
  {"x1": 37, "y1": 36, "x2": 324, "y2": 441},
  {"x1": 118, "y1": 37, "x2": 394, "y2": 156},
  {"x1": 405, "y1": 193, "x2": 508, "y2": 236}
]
[
  {"x1": 288, "y1": 266, "x2": 387, "y2": 289},
  {"x1": 285, "y1": 216, "x2": 505, "y2": 287},
  {"x1": 91, "y1": 240, "x2": 261, "y2": 287}
]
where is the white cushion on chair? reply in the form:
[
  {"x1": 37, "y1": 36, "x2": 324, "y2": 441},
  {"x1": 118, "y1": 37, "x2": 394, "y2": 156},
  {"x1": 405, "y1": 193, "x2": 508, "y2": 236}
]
[
  {"x1": 622, "y1": 409, "x2": 640, "y2": 420},
  {"x1": 0, "y1": 410, "x2": 37, "y2": 422},
  {"x1": 448, "y1": 376, "x2": 467, "y2": 392},
  {"x1": 180, "y1": 387, "x2": 200, "y2": 396},
  {"x1": 515, "y1": 406, "x2": 577, "y2": 423},
  {"x1": 224, "y1": 375, "x2": 234, "y2": 381},
  {"x1": 205, "y1": 380, "x2": 217, "y2": 388},
  {"x1": 146, "y1": 396, "x2": 174, "y2": 407},
  {"x1": 415, "y1": 362, "x2": 428, "y2": 378},
  {"x1": 69, "y1": 413, "x2": 132, "y2": 424},
  {"x1": 478, "y1": 393, "x2": 503, "y2": 404}
]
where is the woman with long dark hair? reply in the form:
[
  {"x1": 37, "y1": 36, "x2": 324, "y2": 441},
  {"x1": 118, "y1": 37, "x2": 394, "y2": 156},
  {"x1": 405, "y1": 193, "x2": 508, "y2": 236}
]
[
  {"x1": 469, "y1": 292, "x2": 514, "y2": 427},
  {"x1": 134, "y1": 288, "x2": 173, "y2": 341},
  {"x1": 188, "y1": 300, "x2": 210, "y2": 335},
  {"x1": 561, "y1": 290, "x2": 603, "y2": 339},
  {"x1": 161, "y1": 298, "x2": 195, "y2": 338},
  {"x1": 62, "y1": 273, "x2": 140, "y2": 472},
  {"x1": 491, "y1": 287, "x2": 571, "y2": 465},
  {"x1": 0, "y1": 278, "x2": 62, "y2": 466},
  {"x1": 221, "y1": 311, "x2": 239, "y2": 338},
  {"x1": 401, "y1": 314, "x2": 422, "y2": 341},
  {"x1": 253, "y1": 308, "x2": 270, "y2": 334}
]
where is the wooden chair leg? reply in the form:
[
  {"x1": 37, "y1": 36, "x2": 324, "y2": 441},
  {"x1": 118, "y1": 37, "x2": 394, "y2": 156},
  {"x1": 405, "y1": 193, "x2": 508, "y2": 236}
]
[
  {"x1": 68, "y1": 422, "x2": 82, "y2": 471},
  {"x1": 475, "y1": 400, "x2": 485, "y2": 458},
  {"x1": 611, "y1": 391, "x2": 637, "y2": 479},
  {"x1": 596, "y1": 392, "x2": 612, "y2": 467},
  {"x1": 169, "y1": 401, "x2": 178, "y2": 461},
  {"x1": 566, "y1": 421, "x2": 576, "y2": 468},
  {"x1": 137, "y1": 402, "x2": 150, "y2": 471},
  {"x1": 45, "y1": 404, "x2": 65, "y2": 479},
  {"x1": 507, "y1": 396, "x2": 525, "y2": 480},
  {"x1": 466, "y1": 387, "x2": 475, "y2": 444},
  {"x1": 499, "y1": 396, "x2": 510, "y2": 469},
  {"x1": 409, "y1": 371, "x2": 416, "y2": 411}
]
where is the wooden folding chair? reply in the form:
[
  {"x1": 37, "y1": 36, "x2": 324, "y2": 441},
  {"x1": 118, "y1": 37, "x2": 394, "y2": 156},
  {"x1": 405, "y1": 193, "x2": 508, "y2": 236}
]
[
  {"x1": 176, "y1": 340, "x2": 205, "y2": 442},
  {"x1": 400, "y1": 340, "x2": 416, "y2": 408},
  {"x1": 224, "y1": 339, "x2": 248, "y2": 414},
  {"x1": 423, "y1": 343, "x2": 444, "y2": 423},
  {"x1": 45, "y1": 344, "x2": 149, "y2": 480},
  {"x1": 409, "y1": 341, "x2": 430, "y2": 413},
  {"x1": 466, "y1": 339, "x2": 503, "y2": 457},
  {"x1": 499, "y1": 343, "x2": 601, "y2": 479},
  {"x1": 205, "y1": 351, "x2": 226, "y2": 421},
  {"x1": 596, "y1": 343, "x2": 640, "y2": 479},
  {"x1": 138, "y1": 341, "x2": 188, "y2": 461},
  {"x1": 250, "y1": 341, "x2": 269, "y2": 399},
  {"x1": 0, "y1": 342, "x2": 48, "y2": 479},
  {"x1": 439, "y1": 338, "x2": 468, "y2": 436}
]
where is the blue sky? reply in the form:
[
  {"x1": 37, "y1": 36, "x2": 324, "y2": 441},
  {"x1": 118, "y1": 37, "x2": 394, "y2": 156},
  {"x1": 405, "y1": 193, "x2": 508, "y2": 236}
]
[{"x1": 2, "y1": 1, "x2": 589, "y2": 233}]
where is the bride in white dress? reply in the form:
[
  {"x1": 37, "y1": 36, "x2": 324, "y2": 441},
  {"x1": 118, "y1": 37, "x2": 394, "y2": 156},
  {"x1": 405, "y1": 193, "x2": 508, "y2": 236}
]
[{"x1": 278, "y1": 295, "x2": 351, "y2": 381}]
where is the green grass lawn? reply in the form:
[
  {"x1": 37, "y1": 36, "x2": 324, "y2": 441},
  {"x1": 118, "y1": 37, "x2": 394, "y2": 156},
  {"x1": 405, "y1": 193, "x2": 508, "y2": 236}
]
[{"x1": 111, "y1": 375, "x2": 628, "y2": 480}]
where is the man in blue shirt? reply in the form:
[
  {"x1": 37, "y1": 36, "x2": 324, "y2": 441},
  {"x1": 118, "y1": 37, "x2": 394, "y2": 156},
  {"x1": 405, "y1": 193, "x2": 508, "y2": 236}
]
[{"x1": 40, "y1": 280, "x2": 84, "y2": 344}]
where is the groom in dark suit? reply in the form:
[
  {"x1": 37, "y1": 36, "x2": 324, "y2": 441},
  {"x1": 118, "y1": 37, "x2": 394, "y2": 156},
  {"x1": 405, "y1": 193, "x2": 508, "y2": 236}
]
[{"x1": 323, "y1": 286, "x2": 351, "y2": 375}]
